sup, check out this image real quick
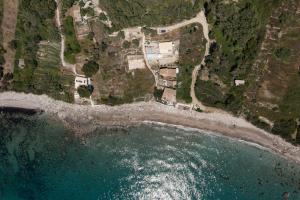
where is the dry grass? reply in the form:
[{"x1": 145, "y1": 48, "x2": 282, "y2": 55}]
[
  {"x1": 1, "y1": 0, "x2": 19, "y2": 74},
  {"x1": 245, "y1": 0, "x2": 300, "y2": 120}
]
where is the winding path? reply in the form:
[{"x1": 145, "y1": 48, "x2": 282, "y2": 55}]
[
  {"x1": 55, "y1": 0, "x2": 77, "y2": 75},
  {"x1": 152, "y1": 11, "x2": 221, "y2": 112}
]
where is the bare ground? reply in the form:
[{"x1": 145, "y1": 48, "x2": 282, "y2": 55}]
[{"x1": 1, "y1": 0, "x2": 18, "y2": 74}]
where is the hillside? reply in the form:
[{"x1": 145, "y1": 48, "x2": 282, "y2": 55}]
[{"x1": 0, "y1": 0, "x2": 299, "y2": 143}]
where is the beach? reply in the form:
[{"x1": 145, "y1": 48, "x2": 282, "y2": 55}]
[{"x1": 0, "y1": 91, "x2": 300, "y2": 164}]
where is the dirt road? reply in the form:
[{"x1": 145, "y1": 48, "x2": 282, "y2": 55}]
[{"x1": 55, "y1": 0, "x2": 77, "y2": 74}]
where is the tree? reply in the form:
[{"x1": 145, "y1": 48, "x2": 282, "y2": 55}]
[
  {"x1": 274, "y1": 47, "x2": 291, "y2": 60},
  {"x1": 272, "y1": 119, "x2": 297, "y2": 139},
  {"x1": 132, "y1": 38, "x2": 140, "y2": 47},
  {"x1": 82, "y1": 60, "x2": 99, "y2": 77},
  {"x1": 122, "y1": 40, "x2": 131, "y2": 49},
  {"x1": 99, "y1": 12, "x2": 107, "y2": 21},
  {"x1": 77, "y1": 85, "x2": 91, "y2": 98}
]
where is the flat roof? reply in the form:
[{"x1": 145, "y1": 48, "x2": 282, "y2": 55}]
[{"x1": 75, "y1": 76, "x2": 91, "y2": 89}]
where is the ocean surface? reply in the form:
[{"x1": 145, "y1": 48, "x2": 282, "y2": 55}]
[{"x1": 0, "y1": 111, "x2": 300, "y2": 200}]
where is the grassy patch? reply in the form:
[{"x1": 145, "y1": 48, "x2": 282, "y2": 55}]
[
  {"x1": 37, "y1": 42, "x2": 61, "y2": 68},
  {"x1": 63, "y1": 16, "x2": 80, "y2": 64},
  {"x1": 273, "y1": 47, "x2": 291, "y2": 61},
  {"x1": 195, "y1": 80, "x2": 225, "y2": 107},
  {"x1": 8, "y1": 0, "x2": 74, "y2": 103},
  {"x1": 177, "y1": 23, "x2": 206, "y2": 103}
]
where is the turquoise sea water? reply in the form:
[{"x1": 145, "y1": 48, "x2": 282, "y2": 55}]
[{"x1": 0, "y1": 112, "x2": 300, "y2": 200}]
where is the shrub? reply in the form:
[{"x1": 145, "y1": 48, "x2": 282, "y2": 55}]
[
  {"x1": 272, "y1": 119, "x2": 297, "y2": 139},
  {"x1": 154, "y1": 87, "x2": 163, "y2": 100},
  {"x1": 274, "y1": 47, "x2": 291, "y2": 60},
  {"x1": 99, "y1": 12, "x2": 107, "y2": 21},
  {"x1": 77, "y1": 85, "x2": 91, "y2": 98},
  {"x1": 117, "y1": 31, "x2": 125, "y2": 39},
  {"x1": 122, "y1": 40, "x2": 131, "y2": 49},
  {"x1": 82, "y1": 60, "x2": 99, "y2": 77},
  {"x1": 63, "y1": 16, "x2": 81, "y2": 64},
  {"x1": 132, "y1": 39, "x2": 140, "y2": 47}
]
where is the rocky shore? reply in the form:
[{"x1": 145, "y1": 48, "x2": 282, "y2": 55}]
[{"x1": 0, "y1": 91, "x2": 300, "y2": 164}]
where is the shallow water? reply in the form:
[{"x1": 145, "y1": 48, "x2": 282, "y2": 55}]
[{"x1": 0, "y1": 112, "x2": 300, "y2": 200}]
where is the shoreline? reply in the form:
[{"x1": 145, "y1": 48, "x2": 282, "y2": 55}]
[{"x1": 0, "y1": 91, "x2": 300, "y2": 164}]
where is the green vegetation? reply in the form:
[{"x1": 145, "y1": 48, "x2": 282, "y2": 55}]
[
  {"x1": 82, "y1": 60, "x2": 99, "y2": 77},
  {"x1": 81, "y1": 7, "x2": 95, "y2": 17},
  {"x1": 195, "y1": 80, "x2": 224, "y2": 106},
  {"x1": 142, "y1": 27, "x2": 157, "y2": 37},
  {"x1": 9, "y1": 0, "x2": 73, "y2": 102},
  {"x1": 132, "y1": 39, "x2": 140, "y2": 47},
  {"x1": 279, "y1": 80, "x2": 300, "y2": 119},
  {"x1": 154, "y1": 87, "x2": 163, "y2": 101},
  {"x1": 77, "y1": 85, "x2": 92, "y2": 98},
  {"x1": 122, "y1": 40, "x2": 131, "y2": 49},
  {"x1": 37, "y1": 42, "x2": 61, "y2": 68},
  {"x1": 99, "y1": 12, "x2": 107, "y2": 21},
  {"x1": 63, "y1": 16, "x2": 81, "y2": 64},
  {"x1": 195, "y1": 0, "x2": 280, "y2": 113},
  {"x1": 99, "y1": 0, "x2": 203, "y2": 31},
  {"x1": 274, "y1": 47, "x2": 291, "y2": 60},
  {"x1": 177, "y1": 24, "x2": 206, "y2": 103},
  {"x1": 62, "y1": 0, "x2": 77, "y2": 15},
  {"x1": 272, "y1": 119, "x2": 297, "y2": 140},
  {"x1": 204, "y1": 1, "x2": 270, "y2": 84}
]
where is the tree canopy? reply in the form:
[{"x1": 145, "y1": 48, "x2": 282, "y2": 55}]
[{"x1": 82, "y1": 60, "x2": 100, "y2": 77}]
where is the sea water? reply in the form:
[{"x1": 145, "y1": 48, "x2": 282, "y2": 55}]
[{"x1": 0, "y1": 111, "x2": 300, "y2": 200}]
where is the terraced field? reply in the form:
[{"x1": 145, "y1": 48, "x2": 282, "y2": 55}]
[
  {"x1": 37, "y1": 42, "x2": 61, "y2": 68},
  {"x1": 244, "y1": 0, "x2": 300, "y2": 140}
]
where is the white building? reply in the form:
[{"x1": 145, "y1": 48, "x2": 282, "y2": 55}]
[
  {"x1": 75, "y1": 75, "x2": 92, "y2": 89},
  {"x1": 235, "y1": 79, "x2": 245, "y2": 86}
]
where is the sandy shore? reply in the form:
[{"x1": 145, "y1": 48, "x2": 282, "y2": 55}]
[{"x1": 0, "y1": 92, "x2": 300, "y2": 164}]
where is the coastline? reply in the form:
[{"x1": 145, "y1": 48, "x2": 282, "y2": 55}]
[{"x1": 0, "y1": 91, "x2": 300, "y2": 164}]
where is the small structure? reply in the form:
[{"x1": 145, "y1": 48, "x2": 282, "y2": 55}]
[
  {"x1": 159, "y1": 68, "x2": 177, "y2": 80},
  {"x1": 127, "y1": 55, "x2": 146, "y2": 71},
  {"x1": 161, "y1": 88, "x2": 176, "y2": 105},
  {"x1": 18, "y1": 59, "x2": 25, "y2": 69},
  {"x1": 235, "y1": 79, "x2": 245, "y2": 86},
  {"x1": 75, "y1": 75, "x2": 92, "y2": 89}
]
